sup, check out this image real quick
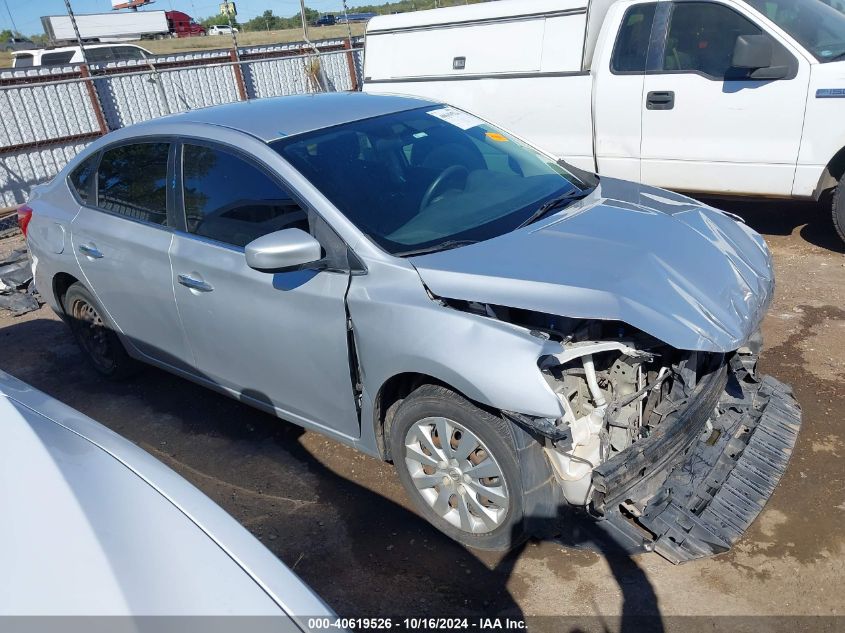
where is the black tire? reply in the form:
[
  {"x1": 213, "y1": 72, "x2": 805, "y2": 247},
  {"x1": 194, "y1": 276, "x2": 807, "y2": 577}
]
[
  {"x1": 833, "y1": 173, "x2": 845, "y2": 244},
  {"x1": 63, "y1": 282, "x2": 140, "y2": 380},
  {"x1": 389, "y1": 384, "x2": 560, "y2": 551}
]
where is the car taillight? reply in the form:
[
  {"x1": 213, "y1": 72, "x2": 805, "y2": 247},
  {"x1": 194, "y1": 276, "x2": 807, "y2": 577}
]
[{"x1": 16, "y1": 204, "x2": 33, "y2": 237}]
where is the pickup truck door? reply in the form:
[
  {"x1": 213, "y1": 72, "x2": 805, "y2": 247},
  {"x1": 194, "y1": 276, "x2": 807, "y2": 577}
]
[
  {"x1": 639, "y1": 0, "x2": 810, "y2": 196},
  {"x1": 593, "y1": 2, "x2": 660, "y2": 183}
]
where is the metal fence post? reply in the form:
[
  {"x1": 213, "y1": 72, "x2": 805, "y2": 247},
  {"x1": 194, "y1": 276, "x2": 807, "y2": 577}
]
[
  {"x1": 230, "y1": 50, "x2": 248, "y2": 101},
  {"x1": 343, "y1": 38, "x2": 359, "y2": 91},
  {"x1": 79, "y1": 64, "x2": 109, "y2": 133}
]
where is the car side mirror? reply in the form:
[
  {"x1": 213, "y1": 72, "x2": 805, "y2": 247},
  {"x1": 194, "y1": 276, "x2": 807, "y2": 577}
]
[
  {"x1": 245, "y1": 228, "x2": 324, "y2": 273},
  {"x1": 731, "y1": 34, "x2": 788, "y2": 79}
]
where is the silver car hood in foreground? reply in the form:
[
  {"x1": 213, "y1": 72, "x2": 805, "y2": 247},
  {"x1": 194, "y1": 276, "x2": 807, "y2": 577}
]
[
  {"x1": 0, "y1": 371, "x2": 331, "y2": 619},
  {"x1": 411, "y1": 179, "x2": 774, "y2": 353}
]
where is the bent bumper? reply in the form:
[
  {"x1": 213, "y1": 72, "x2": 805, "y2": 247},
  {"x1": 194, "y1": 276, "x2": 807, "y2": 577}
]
[{"x1": 595, "y1": 358, "x2": 801, "y2": 563}]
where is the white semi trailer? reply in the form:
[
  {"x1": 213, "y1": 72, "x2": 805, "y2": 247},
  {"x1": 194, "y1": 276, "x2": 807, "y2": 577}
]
[{"x1": 41, "y1": 10, "x2": 205, "y2": 44}]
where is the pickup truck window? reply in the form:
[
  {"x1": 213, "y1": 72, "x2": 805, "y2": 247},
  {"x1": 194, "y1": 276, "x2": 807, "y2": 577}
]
[
  {"x1": 664, "y1": 2, "x2": 765, "y2": 78},
  {"x1": 743, "y1": 0, "x2": 845, "y2": 62},
  {"x1": 611, "y1": 3, "x2": 657, "y2": 73}
]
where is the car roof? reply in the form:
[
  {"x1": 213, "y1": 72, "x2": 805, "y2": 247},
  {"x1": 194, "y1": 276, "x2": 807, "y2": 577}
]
[
  {"x1": 130, "y1": 92, "x2": 437, "y2": 142},
  {"x1": 12, "y1": 43, "x2": 147, "y2": 57}
]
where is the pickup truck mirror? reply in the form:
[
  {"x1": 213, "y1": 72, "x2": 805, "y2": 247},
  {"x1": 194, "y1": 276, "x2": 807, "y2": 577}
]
[
  {"x1": 245, "y1": 228, "x2": 325, "y2": 273},
  {"x1": 731, "y1": 34, "x2": 789, "y2": 80},
  {"x1": 732, "y1": 34, "x2": 773, "y2": 70}
]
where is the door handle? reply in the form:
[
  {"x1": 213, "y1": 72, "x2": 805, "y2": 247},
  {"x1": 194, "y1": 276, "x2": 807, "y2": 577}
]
[
  {"x1": 78, "y1": 244, "x2": 104, "y2": 259},
  {"x1": 646, "y1": 90, "x2": 675, "y2": 110},
  {"x1": 177, "y1": 274, "x2": 214, "y2": 292}
]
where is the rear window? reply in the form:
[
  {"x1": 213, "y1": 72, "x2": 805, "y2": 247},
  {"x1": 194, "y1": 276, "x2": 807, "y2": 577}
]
[
  {"x1": 13, "y1": 53, "x2": 33, "y2": 68},
  {"x1": 97, "y1": 143, "x2": 170, "y2": 226}
]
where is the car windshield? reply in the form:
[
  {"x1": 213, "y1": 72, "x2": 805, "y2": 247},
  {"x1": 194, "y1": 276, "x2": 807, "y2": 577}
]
[
  {"x1": 743, "y1": 0, "x2": 845, "y2": 61},
  {"x1": 271, "y1": 106, "x2": 585, "y2": 256}
]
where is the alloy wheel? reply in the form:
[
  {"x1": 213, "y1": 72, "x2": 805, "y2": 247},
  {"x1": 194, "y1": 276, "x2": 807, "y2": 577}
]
[{"x1": 404, "y1": 416, "x2": 510, "y2": 534}]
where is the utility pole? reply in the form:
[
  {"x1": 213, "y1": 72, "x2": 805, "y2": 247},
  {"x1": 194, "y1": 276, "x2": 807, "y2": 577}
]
[
  {"x1": 222, "y1": 1, "x2": 240, "y2": 62},
  {"x1": 298, "y1": 0, "x2": 309, "y2": 42},
  {"x1": 63, "y1": 0, "x2": 90, "y2": 67}
]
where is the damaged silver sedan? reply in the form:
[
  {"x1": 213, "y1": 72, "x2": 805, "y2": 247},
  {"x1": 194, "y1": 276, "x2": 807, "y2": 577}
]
[{"x1": 26, "y1": 93, "x2": 801, "y2": 563}]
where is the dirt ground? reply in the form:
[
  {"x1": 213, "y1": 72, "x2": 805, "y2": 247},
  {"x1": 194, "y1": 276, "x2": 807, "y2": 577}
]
[{"x1": 0, "y1": 197, "x2": 843, "y2": 626}]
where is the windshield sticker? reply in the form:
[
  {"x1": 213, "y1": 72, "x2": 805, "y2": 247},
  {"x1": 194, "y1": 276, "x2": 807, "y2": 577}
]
[
  {"x1": 485, "y1": 132, "x2": 508, "y2": 142},
  {"x1": 427, "y1": 106, "x2": 483, "y2": 130}
]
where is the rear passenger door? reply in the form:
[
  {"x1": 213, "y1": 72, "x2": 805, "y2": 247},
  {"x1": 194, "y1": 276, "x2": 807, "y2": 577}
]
[
  {"x1": 593, "y1": 2, "x2": 659, "y2": 182},
  {"x1": 169, "y1": 141, "x2": 360, "y2": 438},
  {"x1": 70, "y1": 141, "x2": 195, "y2": 371}
]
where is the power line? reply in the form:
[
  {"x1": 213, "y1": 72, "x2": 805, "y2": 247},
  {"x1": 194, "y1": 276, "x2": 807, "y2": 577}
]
[{"x1": 1, "y1": 0, "x2": 18, "y2": 33}]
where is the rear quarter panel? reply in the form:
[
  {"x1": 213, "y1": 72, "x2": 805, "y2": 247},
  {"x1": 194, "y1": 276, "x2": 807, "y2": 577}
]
[{"x1": 25, "y1": 178, "x2": 84, "y2": 314}]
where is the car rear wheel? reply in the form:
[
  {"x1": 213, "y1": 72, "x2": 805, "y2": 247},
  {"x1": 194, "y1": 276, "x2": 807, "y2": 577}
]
[
  {"x1": 389, "y1": 384, "x2": 560, "y2": 551},
  {"x1": 64, "y1": 282, "x2": 139, "y2": 380},
  {"x1": 833, "y1": 172, "x2": 845, "y2": 244}
]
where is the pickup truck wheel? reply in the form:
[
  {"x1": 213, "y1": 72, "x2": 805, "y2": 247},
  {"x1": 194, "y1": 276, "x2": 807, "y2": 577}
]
[
  {"x1": 833, "y1": 173, "x2": 845, "y2": 244},
  {"x1": 64, "y1": 282, "x2": 139, "y2": 380},
  {"x1": 389, "y1": 384, "x2": 560, "y2": 551}
]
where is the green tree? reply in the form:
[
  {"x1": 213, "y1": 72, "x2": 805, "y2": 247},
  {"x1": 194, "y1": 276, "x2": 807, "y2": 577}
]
[{"x1": 200, "y1": 14, "x2": 241, "y2": 28}]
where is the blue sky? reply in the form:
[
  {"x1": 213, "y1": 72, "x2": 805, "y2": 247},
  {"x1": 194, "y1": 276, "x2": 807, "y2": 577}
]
[{"x1": 1, "y1": 0, "x2": 360, "y2": 35}]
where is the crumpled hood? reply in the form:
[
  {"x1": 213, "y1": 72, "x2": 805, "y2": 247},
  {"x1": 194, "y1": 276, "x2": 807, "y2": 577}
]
[{"x1": 411, "y1": 178, "x2": 774, "y2": 352}]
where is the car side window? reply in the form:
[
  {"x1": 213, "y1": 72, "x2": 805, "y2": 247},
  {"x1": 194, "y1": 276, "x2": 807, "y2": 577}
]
[
  {"x1": 181, "y1": 144, "x2": 309, "y2": 248},
  {"x1": 68, "y1": 154, "x2": 99, "y2": 204},
  {"x1": 663, "y1": 2, "x2": 765, "y2": 78},
  {"x1": 85, "y1": 48, "x2": 114, "y2": 63},
  {"x1": 611, "y1": 3, "x2": 658, "y2": 73},
  {"x1": 97, "y1": 143, "x2": 170, "y2": 226},
  {"x1": 114, "y1": 46, "x2": 146, "y2": 61},
  {"x1": 41, "y1": 51, "x2": 75, "y2": 66}
]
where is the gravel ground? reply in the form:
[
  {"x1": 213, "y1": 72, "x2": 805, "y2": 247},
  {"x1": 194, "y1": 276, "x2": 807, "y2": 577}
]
[{"x1": 0, "y1": 198, "x2": 842, "y2": 625}]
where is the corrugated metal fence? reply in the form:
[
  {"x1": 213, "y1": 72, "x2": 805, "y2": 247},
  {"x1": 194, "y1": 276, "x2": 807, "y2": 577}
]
[{"x1": 0, "y1": 38, "x2": 364, "y2": 207}]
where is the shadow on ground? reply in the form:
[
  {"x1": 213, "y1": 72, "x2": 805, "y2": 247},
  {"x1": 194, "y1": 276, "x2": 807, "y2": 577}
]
[
  {"x1": 0, "y1": 315, "x2": 664, "y2": 630},
  {"x1": 698, "y1": 195, "x2": 844, "y2": 254}
]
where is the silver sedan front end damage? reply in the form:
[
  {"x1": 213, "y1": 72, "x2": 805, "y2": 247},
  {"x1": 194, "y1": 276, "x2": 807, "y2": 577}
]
[{"x1": 500, "y1": 322, "x2": 801, "y2": 563}]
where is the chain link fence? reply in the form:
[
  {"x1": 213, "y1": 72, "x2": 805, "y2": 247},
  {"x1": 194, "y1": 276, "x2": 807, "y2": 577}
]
[{"x1": 0, "y1": 38, "x2": 364, "y2": 207}]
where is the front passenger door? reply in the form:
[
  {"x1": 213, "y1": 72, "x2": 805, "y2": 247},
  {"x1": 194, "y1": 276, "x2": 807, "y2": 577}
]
[
  {"x1": 640, "y1": 1, "x2": 809, "y2": 196},
  {"x1": 169, "y1": 142, "x2": 361, "y2": 438}
]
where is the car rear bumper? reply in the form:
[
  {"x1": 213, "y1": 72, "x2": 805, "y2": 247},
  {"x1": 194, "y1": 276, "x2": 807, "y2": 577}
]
[{"x1": 593, "y1": 354, "x2": 801, "y2": 563}]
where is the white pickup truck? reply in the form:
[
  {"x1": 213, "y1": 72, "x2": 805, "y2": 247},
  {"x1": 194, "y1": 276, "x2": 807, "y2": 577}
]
[{"x1": 364, "y1": 0, "x2": 845, "y2": 242}]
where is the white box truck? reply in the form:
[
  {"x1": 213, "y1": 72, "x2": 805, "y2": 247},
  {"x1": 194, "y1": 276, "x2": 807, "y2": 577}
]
[{"x1": 364, "y1": 0, "x2": 845, "y2": 241}]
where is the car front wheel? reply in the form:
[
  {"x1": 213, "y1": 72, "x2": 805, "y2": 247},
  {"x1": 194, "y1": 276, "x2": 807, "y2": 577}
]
[{"x1": 389, "y1": 384, "x2": 559, "y2": 551}]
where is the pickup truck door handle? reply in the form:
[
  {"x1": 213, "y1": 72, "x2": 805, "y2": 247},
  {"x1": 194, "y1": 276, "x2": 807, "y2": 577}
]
[
  {"x1": 646, "y1": 91, "x2": 675, "y2": 110},
  {"x1": 78, "y1": 244, "x2": 104, "y2": 259},
  {"x1": 177, "y1": 274, "x2": 214, "y2": 293}
]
